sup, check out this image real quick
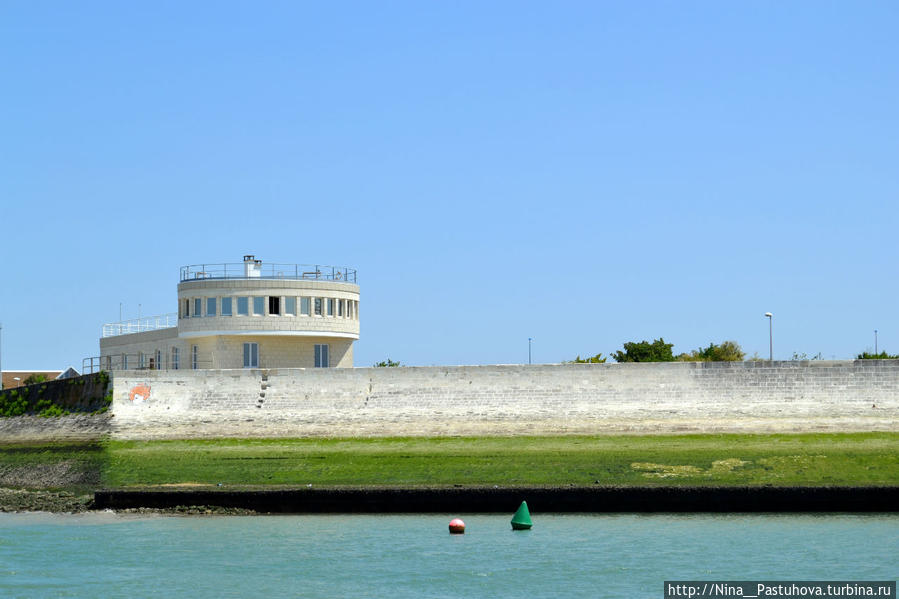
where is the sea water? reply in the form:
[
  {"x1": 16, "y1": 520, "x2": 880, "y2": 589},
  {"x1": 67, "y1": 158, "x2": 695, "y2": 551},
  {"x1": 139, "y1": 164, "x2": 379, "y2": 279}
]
[{"x1": 0, "y1": 513, "x2": 896, "y2": 598}]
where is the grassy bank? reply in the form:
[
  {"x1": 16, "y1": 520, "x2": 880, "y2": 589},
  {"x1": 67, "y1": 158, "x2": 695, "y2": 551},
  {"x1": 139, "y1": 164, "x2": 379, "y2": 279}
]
[
  {"x1": 1, "y1": 433, "x2": 897, "y2": 491},
  {"x1": 106, "y1": 432, "x2": 899, "y2": 488}
]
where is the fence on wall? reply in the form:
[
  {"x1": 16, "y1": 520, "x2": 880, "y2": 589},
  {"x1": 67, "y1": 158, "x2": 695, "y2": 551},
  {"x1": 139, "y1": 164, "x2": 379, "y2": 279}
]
[{"x1": 82, "y1": 352, "x2": 214, "y2": 373}]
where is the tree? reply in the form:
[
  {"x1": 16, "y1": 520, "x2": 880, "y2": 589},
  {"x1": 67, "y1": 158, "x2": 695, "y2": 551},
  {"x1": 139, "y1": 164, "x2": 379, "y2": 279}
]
[
  {"x1": 23, "y1": 373, "x2": 48, "y2": 386},
  {"x1": 373, "y1": 358, "x2": 401, "y2": 367},
  {"x1": 568, "y1": 353, "x2": 607, "y2": 364},
  {"x1": 857, "y1": 351, "x2": 899, "y2": 360},
  {"x1": 677, "y1": 341, "x2": 745, "y2": 362},
  {"x1": 611, "y1": 339, "x2": 675, "y2": 362}
]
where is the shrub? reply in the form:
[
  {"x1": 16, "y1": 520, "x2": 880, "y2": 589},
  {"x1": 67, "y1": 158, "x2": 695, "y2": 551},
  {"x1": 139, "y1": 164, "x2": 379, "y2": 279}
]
[
  {"x1": 23, "y1": 373, "x2": 48, "y2": 386},
  {"x1": 611, "y1": 339, "x2": 675, "y2": 362},
  {"x1": 857, "y1": 351, "x2": 899, "y2": 360},
  {"x1": 374, "y1": 359, "x2": 401, "y2": 367},
  {"x1": 568, "y1": 353, "x2": 608, "y2": 363},
  {"x1": 677, "y1": 341, "x2": 745, "y2": 362}
]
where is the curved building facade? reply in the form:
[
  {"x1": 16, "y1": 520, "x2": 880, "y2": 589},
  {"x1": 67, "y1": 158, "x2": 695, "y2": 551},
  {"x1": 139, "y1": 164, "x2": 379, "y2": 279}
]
[{"x1": 99, "y1": 256, "x2": 359, "y2": 370}]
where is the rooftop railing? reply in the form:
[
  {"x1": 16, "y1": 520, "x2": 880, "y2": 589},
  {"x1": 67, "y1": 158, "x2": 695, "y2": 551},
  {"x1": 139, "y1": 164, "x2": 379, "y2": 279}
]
[
  {"x1": 102, "y1": 313, "x2": 178, "y2": 338},
  {"x1": 180, "y1": 262, "x2": 357, "y2": 283}
]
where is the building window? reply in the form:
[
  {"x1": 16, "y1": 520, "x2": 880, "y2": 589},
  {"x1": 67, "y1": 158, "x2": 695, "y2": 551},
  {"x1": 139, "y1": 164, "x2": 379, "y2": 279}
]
[
  {"x1": 183, "y1": 299, "x2": 190, "y2": 318},
  {"x1": 206, "y1": 297, "x2": 217, "y2": 317},
  {"x1": 237, "y1": 297, "x2": 249, "y2": 316},
  {"x1": 243, "y1": 343, "x2": 259, "y2": 368},
  {"x1": 138, "y1": 352, "x2": 145, "y2": 369},
  {"x1": 327, "y1": 298, "x2": 334, "y2": 316},
  {"x1": 269, "y1": 296, "x2": 281, "y2": 315},
  {"x1": 285, "y1": 297, "x2": 296, "y2": 316},
  {"x1": 314, "y1": 298, "x2": 322, "y2": 316},
  {"x1": 314, "y1": 344, "x2": 329, "y2": 368},
  {"x1": 123, "y1": 354, "x2": 129, "y2": 369},
  {"x1": 221, "y1": 297, "x2": 232, "y2": 316},
  {"x1": 253, "y1": 296, "x2": 264, "y2": 315},
  {"x1": 191, "y1": 345, "x2": 198, "y2": 370},
  {"x1": 194, "y1": 298, "x2": 202, "y2": 317},
  {"x1": 300, "y1": 297, "x2": 310, "y2": 316},
  {"x1": 338, "y1": 299, "x2": 344, "y2": 317},
  {"x1": 172, "y1": 347, "x2": 180, "y2": 370},
  {"x1": 155, "y1": 349, "x2": 162, "y2": 370}
]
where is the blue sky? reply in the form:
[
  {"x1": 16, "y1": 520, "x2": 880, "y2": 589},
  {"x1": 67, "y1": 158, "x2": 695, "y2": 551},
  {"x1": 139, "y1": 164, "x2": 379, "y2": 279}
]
[{"x1": 1, "y1": 1, "x2": 897, "y2": 369}]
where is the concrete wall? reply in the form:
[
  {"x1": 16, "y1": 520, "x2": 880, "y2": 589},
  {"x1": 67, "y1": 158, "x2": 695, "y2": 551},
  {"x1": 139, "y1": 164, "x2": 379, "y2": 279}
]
[
  {"x1": 100, "y1": 328, "x2": 181, "y2": 369},
  {"x1": 109, "y1": 360, "x2": 899, "y2": 439},
  {"x1": 100, "y1": 332, "x2": 351, "y2": 370},
  {"x1": 188, "y1": 335, "x2": 353, "y2": 369}
]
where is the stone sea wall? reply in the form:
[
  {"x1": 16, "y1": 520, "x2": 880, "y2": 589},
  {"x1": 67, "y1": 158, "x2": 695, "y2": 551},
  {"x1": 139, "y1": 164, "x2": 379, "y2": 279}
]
[{"x1": 108, "y1": 361, "x2": 899, "y2": 439}]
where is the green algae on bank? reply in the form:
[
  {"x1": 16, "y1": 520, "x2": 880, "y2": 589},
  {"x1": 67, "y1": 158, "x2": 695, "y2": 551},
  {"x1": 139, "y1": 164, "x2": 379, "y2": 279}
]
[
  {"x1": 1, "y1": 433, "x2": 897, "y2": 493},
  {"x1": 102, "y1": 433, "x2": 899, "y2": 488}
]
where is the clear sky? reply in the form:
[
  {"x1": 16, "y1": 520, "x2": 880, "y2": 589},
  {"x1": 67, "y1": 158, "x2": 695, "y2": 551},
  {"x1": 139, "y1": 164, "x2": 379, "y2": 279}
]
[{"x1": 1, "y1": 1, "x2": 897, "y2": 370}]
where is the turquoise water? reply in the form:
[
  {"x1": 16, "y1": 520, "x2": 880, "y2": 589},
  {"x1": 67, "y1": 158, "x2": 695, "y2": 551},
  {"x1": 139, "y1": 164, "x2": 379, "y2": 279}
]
[{"x1": 0, "y1": 513, "x2": 896, "y2": 598}]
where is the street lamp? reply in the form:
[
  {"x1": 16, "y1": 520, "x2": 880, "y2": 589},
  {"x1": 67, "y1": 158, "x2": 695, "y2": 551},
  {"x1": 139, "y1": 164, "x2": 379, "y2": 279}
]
[
  {"x1": 875, "y1": 329, "x2": 878, "y2": 355},
  {"x1": 765, "y1": 312, "x2": 773, "y2": 362},
  {"x1": 528, "y1": 338, "x2": 533, "y2": 365}
]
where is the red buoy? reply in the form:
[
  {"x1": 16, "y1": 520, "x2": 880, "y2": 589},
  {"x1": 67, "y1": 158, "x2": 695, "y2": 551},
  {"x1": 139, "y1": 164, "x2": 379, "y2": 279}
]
[{"x1": 448, "y1": 518, "x2": 465, "y2": 534}]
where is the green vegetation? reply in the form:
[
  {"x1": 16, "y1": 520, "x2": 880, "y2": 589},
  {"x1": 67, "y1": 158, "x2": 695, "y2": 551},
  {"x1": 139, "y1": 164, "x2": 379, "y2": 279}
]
[
  {"x1": 0, "y1": 442, "x2": 106, "y2": 492},
  {"x1": 23, "y1": 373, "x2": 48, "y2": 386},
  {"x1": 605, "y1": 339, "x2": 747, "y2": 363},
  {"x1": 0, "y1": 389, "x2": 30, "y2": 417},
  {"x1": 568, "y1": 353, "x2": 607, "y2": 363},
  {"x1": 611, "y1": 338, "x2": 675, "y2": 362},
  {"x1": 677, "y1": 341, "x2": 745, "y2": 362},
  {"x1": 1, "y1": 434, "x2": 895, "y2": 493},
  {"x1": 96, "y1": 433, "x2": 898, "y2": 488},
  {"x1": 373, "y1": 358, "x2": 402, "y2": 367},
  {"x1": 857, "y1": 351, "x2": 899, "y2": 360},
  {"x1": 0, "y1": 372, "x2": 111, "y2": 417}
]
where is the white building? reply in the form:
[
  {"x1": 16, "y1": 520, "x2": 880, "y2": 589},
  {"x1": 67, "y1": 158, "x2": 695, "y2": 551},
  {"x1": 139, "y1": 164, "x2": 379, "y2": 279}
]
[{"x1": 98, "y1": 256, "x2": 359, "y2": 370}]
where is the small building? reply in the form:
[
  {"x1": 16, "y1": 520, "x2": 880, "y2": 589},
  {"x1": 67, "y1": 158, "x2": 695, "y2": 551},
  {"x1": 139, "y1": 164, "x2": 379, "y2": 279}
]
[
  {"x1": 97, "y1": 256, "x2": 359, "y2": 370},
  {"x1": 1, "y1": 368, "x2": 79, "y2": 389}
]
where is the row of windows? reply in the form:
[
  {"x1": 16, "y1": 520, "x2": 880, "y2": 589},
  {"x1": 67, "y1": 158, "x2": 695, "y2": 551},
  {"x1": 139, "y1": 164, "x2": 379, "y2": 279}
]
[
  {"x1": 180, "y1": 296, "x2": 358, "y2": 320},
  {"x1": 109, "y1": 344, "x2": 331, "y2": 370}
]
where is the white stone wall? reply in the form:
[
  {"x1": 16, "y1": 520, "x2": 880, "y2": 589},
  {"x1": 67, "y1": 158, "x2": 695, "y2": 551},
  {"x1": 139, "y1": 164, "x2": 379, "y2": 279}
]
[{"x1": 109, "y1": 360, "x2": 899, "y2": 439}]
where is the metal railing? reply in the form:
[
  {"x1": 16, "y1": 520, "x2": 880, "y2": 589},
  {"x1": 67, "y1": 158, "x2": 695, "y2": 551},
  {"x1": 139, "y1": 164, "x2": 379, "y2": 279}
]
[
  {"x1": 83, "y1": 353, "x2": 214, "y2": 373},
  {"x1": 180, "y1": 262, "x2": 357, "y2": 283},
  {"x1": 101, "y1": 313, "x2": 178, "y2": 338}
]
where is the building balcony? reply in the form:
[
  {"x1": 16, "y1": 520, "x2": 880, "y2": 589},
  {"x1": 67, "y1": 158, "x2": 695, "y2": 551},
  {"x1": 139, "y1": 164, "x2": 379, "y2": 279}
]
[{"x1": 102, "y1": 313, "x2": 178, "y2": 338}]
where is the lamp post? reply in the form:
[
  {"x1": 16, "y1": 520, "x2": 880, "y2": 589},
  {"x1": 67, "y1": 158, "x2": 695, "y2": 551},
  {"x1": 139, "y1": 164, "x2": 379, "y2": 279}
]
[
  {"x1": 765, "y1": 312, "x2": 773, "y2": 362},
  {"x1": 875, "y1": 330, "x2": 878, "y2": 355},
  {"x1": 528, "y1": 338, "x2": 533, "y2": 365}
]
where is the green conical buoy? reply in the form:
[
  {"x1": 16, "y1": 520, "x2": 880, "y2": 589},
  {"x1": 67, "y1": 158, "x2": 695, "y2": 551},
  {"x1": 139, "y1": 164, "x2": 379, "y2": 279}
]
[{"x1": 511, "y1": 500, "x2": 532, "y2": 530}]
